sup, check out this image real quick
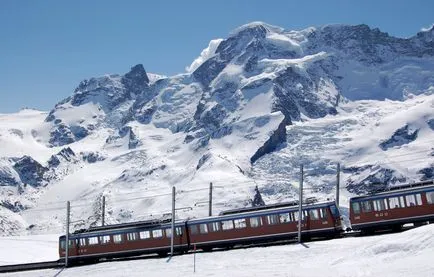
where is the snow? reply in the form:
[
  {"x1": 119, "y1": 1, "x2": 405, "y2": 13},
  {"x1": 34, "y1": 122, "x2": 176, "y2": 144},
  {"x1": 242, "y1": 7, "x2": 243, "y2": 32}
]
[
  {"x1": 1, "y1": 224, "x2": 434, "y2": 276},
  {"x1": 186, "y1": 39, "x2": 223, "y2": 73}
]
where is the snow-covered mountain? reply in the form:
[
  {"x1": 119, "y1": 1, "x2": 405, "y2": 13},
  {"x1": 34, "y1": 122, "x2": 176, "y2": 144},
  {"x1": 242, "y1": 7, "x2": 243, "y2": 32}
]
[{"x1": 0, "y1": 22, "x2": 433, "y2": 235}]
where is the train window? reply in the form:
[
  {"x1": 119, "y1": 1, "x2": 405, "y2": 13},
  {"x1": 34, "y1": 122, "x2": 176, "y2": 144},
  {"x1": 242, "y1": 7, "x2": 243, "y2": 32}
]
[
  {"x1": 222, "y1": 220, "x2": 234, "y2": 230},
  {"x1": 60, "y1": 240, "x2": 65, "y2": 250},
  {"x1": 293, "y1": 211, "x2": 300, "y2": 221},
  {"x1": 210, "y1": 222, "x2": 220, "y2": 232},
  {"x1": 388, "y1": 197, "x2": 400, "y2": 209},
  {"x1": 330, "y1": 205, "x2": 338, "y2": 217},
  {"x1": 139, "y1": 231, "x2": 150, "y2": 239},
  {"x1": 200, "y1": 224, "x2": 209, "y2": 234},
  {"x1": 415, "y1": 194, "x2": 422, "y2": 206},
  {"x1": 190, "y1": 225, "x2": 199, "y2": 234},
  {"x1": 361, "y1": 201, "x2": 373, "y2": 212},
  {"x1": 319, "y1": 208, "x2": 328, "y2": 219},
  {"x1": 427, "y1": 192, "x2": 434, "y2": 204},
  {"x1": 165, "y1": 228, "x2": 172, "y2": 238},
  {"x1": 79, "y1": 238, "x2": 87, "y2": 246},
  {"x1": 88, "y1": 237, "x2": 99, "y2": 245},
  {"x1": 279, "y1": 213, "x2": 290, "y2": 223},
  {"x1": 176, "y1": 227, "x2": 183, "y2": 236},
  {"x1": 152, "y1": 229, "x2": 163, "y2": 238},
  {"x1": 113, "y1": 234, "x2": 123, "y2": 243},
  {"x1": 249, "y1": 217, "x2": 262, "y2": 228},
  {"x1": 234, "y1": 218, "x2": 247, "y2": 229},
  {"x1": 267, "y1": 214, "x2": 278, "y2": 225},
  {"x1": 400, "y1": 196, "x2": 406, "y2": 207},
  {"x1": 373, "y1": 199, "x2": 386, "y2": 211},
  {"x1": 405, "y1": 195, "x2": 417, "y2": 207},
  {"x1": 127, "y1": 233, "x2": 138, "y2": 241},
  {"x1": 100, "y1": 235, "x2": 111, "y2": 244},
  {"x1": 309, "y1": 209, "x2": 319, "y2": 220},
  {"x1": 352, "y1": 202, "x2": 361, "y2": 214}
]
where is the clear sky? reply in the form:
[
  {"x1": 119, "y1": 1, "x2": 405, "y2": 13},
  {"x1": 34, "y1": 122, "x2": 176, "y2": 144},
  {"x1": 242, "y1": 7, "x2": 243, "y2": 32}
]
[{"x1": 0, "y1": 0, "x2": 433, "y2": 113}]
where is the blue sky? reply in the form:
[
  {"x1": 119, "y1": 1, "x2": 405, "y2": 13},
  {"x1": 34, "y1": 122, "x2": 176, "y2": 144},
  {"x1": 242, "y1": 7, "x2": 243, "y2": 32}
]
[{"x1": 0, "y1": 0, "x2": 433, "y2": 113}]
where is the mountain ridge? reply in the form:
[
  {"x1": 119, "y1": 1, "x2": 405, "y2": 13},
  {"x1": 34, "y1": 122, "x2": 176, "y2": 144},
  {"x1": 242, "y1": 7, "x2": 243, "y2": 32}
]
[{"x1": 0, "y1": 22, "x2": 433, "y2": 235}]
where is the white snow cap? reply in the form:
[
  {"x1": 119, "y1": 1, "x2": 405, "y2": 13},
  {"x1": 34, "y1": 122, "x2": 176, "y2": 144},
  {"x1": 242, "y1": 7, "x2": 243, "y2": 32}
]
[
  {"x1": 186, "y1": 38, "x2": 223, "y2": 73},
  {"x1": 421, "y1": 23, "x2": 434, "y2": 32}
]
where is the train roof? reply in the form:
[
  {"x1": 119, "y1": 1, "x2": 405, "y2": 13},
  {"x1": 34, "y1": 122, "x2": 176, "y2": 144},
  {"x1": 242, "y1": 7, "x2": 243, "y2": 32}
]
[
  {"x1": 188, "y1": 200, "x2": 337, "y2": 225},
  {"x1": 62, "y1": 218, "x2": 186, "y2": 239},
  {"x1": 219, "y1": 198, "x2": 318, "y2": 216},
  {"x1": 350, "y1": 180, "x2": 434, "y2": 202}
]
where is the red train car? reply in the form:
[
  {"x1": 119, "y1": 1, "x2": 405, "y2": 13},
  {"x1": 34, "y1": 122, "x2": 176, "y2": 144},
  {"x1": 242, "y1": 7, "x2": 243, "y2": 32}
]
[
  {"x1": 187, "y1": 201, "x2": 342, "y2": 250},
  {"x1": 59, "y1": 219, "x2": 189, "y2": 262},
  {"x1": 349, "y1": 180, "x2": 434, "y2": 233},
  {"x1": 59, "y1": 201, "x2": 343, "y2": 263}
]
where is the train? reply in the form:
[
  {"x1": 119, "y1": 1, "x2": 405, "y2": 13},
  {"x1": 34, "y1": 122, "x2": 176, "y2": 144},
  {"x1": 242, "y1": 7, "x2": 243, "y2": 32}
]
[{"x1": 58, "y1": 180, "x2": 434, "y2": 264}]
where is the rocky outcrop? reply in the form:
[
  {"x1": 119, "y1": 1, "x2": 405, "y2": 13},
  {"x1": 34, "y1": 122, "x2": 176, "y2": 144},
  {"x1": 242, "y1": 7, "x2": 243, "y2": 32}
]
[
  {"x1": 13, "y1": 156, "x2": 48, "y2": 187},
  {"x1": 379, "y1": 125, "x2": 419, "y2": 150},
  {"x1": 250, "y1": 118, "x2": 287, "y2": 164}
]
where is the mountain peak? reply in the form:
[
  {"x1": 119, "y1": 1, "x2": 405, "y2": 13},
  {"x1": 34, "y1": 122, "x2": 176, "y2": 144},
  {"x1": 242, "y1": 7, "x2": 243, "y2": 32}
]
[
  {"x1": 229, "y1": 21, "x2": 284, "y2": 37},
  {"x1": 123, "y1": 64, "x2": 149, "y2": 84}
]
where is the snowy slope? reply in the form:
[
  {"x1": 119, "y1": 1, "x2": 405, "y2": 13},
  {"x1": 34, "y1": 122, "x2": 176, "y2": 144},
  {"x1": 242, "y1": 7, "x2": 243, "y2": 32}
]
[
  {"x1": 0, "y1": 22, "x2": 433, "y2": 235},
  {"x1": 1, "y1": 224, "x2": 434, "y2": 276}
]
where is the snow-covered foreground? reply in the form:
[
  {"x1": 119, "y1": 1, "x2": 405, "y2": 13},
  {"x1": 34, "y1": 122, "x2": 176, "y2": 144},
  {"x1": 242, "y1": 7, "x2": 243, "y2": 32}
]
[
  {"x1": 1, "y1": 225, "x2": 434, "y2": 277},
  {"x1": 0, "y1": 234, "x2": 58, "y2": 265}
]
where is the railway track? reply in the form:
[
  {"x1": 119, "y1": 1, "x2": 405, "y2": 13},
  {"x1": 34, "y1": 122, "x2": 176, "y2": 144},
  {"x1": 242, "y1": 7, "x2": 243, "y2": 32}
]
[{"x1": 0, "y1": 260, "x2": 64, "y2": 273}]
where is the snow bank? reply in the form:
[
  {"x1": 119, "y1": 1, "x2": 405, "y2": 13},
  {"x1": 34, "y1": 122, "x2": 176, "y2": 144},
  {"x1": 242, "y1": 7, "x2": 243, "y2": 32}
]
[{"x1": 1, "y1": 224, "x2": 434, "y2": 276}]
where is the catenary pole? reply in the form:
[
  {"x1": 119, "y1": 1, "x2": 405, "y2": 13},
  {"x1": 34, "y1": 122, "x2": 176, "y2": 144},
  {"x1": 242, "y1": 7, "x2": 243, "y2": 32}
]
[
  {"x1": 101, "y1": 196, "x2": 105, "y2": 226},
  {"x1": 171, "y1": 186, "x2": 175, "y2": 256},
  {"x1": 209, "y1": 182, "x2": 213, "y2": 217},
  {"x1": 65, "y1": 201, "x2": 70, "y2": 267},
  {"x1": 298, "y1": 165, "x2": 303, "y2": 243},
  {"x1": 336, "y1": 163, "x2": 340, "y2": 208}
]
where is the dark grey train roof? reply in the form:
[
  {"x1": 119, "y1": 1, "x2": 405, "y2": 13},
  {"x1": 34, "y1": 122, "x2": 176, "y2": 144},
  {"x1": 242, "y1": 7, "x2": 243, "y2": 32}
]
[
  {"x1": 188, "y1": 201, "x2": 337, "y2": 225},
  {"x1": 350, "y1": 180, "x2": 434, "y2": 202}
]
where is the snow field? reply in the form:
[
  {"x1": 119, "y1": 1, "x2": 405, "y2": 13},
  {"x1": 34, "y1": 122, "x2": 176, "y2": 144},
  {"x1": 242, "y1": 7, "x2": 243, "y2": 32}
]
[{"x1": 1, "y1": 224, "x2": 433, "y2": 276}]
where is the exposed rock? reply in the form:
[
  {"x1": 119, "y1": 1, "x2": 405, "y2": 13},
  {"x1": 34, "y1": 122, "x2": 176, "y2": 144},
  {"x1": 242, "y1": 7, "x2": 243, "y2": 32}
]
[
  {"x1": 13, "y1": 156, "x2": 48, "y2": 187},
  {"x1": 379, "y1": 125, "x2": 419, "y2": 150},
  {"x1": 418, "y1": 165, "x2": 434, "y2": 181},
  {"x1": 81, "y1": 151, "x2": 106, "y2": 163},
  {"x1": 48, "y1": 147, "x2": 77, "y2": 168},
  {"x1": 250, "y1": 118, "x2": 287, "y2": 164}
]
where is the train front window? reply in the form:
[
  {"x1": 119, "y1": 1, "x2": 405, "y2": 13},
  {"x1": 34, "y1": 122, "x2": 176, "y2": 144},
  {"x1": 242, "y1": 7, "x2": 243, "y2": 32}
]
[
  {"x1": 427, "y1": 192, "x2": 434, "y2": 204},
  {"x1": 330, "y1": 205, "x2": 339, "y2": 217},
  {"x1": 60, "y1": 240, "x2": 66, "y2": 250},
  {"x1": 352, "y1": 202, "x2": 360, "y2": 214}
]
